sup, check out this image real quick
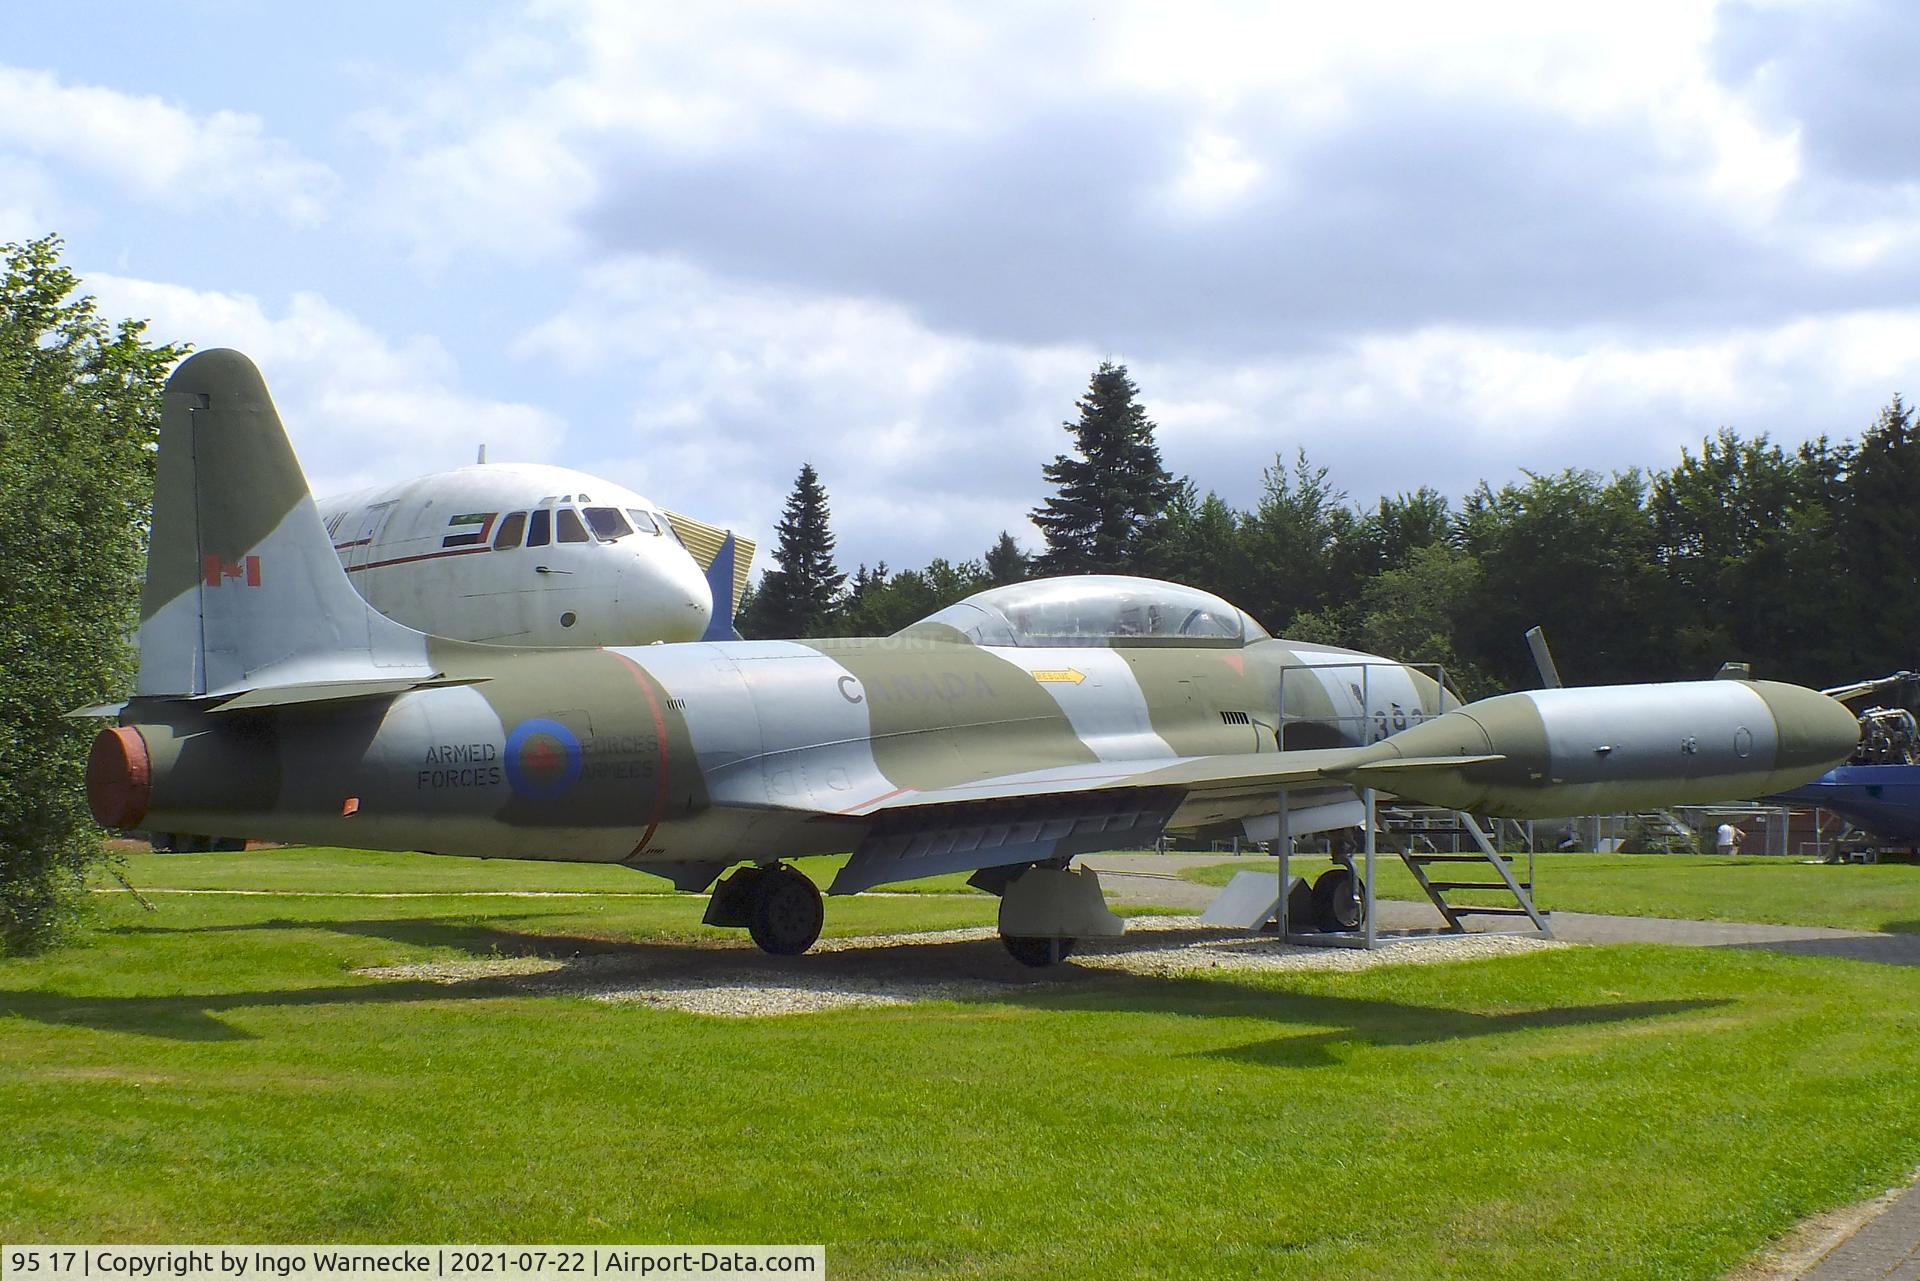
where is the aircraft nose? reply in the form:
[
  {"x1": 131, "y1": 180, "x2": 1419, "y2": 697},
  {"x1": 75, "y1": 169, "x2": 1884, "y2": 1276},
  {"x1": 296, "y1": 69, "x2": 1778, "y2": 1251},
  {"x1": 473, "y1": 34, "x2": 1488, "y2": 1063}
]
[
  {"x1": 620, "y1": 549, "x2": 711, "y2": 644},
  {"x1": 1756, "y1": 681, "x2": 1861, "y2": 773}
]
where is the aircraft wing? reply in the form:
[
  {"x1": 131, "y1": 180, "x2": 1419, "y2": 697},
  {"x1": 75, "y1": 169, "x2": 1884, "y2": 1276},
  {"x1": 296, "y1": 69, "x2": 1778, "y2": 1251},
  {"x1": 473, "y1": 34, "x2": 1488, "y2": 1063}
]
[
  {"x1": 825, "y1": 747, "x2": 1503, "y2": 893},
  {"x1": 834, "y1": 748, "x2": 1506, "y2": 816}
]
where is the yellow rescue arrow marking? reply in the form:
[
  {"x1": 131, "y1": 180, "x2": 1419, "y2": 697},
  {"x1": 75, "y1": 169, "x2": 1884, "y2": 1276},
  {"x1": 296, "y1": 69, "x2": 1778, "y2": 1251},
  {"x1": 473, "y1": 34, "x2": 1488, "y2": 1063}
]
[{"x1": 1031, "y1": 668, "x2": 1087, "y2": 685}]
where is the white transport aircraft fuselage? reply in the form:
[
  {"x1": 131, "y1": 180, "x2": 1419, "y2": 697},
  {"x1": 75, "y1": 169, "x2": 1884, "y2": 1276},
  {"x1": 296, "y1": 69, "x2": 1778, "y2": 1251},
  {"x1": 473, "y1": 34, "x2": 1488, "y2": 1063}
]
[{"x1": 318, "y1": 463, "x2": 718, "y2": 647}]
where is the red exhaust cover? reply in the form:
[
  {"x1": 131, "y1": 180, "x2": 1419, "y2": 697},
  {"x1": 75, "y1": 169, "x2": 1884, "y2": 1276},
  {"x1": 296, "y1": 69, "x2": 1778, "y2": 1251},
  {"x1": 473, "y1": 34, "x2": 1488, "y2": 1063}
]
[{"x1": 86, "y1": 726, "x2": 151, "y2": 828}]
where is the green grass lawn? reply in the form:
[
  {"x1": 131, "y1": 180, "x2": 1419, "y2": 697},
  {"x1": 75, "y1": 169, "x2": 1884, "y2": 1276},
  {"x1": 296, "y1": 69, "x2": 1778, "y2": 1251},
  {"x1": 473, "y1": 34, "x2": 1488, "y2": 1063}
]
[
  {"x1": 107, "y1": 845, "x2": 987, "y2": 897},
  {"x1": 5, "y1": 847, "x2": 1920, "y2": 1277},
  {"x1": 1181, "y1": 851, "x2": 1920, "y2": 933}
]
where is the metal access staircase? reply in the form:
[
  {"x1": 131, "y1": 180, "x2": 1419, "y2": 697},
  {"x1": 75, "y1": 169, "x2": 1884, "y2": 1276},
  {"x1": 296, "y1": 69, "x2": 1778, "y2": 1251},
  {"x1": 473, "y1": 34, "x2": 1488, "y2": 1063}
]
[{"x1": 1378, "y1": 807, "x2": 1552, "y2": 936}]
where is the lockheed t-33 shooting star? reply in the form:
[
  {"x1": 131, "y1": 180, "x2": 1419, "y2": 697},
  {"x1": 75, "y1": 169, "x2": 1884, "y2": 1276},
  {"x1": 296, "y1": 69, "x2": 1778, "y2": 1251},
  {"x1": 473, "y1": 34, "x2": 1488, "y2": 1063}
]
[{"x1": 83, "y1": 351, "x2": 1861, "y2": 964}]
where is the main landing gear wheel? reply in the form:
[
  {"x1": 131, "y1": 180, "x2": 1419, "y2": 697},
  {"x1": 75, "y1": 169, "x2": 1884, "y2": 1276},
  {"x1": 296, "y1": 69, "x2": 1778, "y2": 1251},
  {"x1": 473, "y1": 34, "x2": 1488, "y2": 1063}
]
[
  {"x1": 1310, "y1": 867, "x2": 1366, "y2": 933},
  {"x1": 1002, "y1": 936, "x2": 1078, "y2": 967},
  {"x1": 748, "y1": 866, "x2": 824, "y2": 956}
]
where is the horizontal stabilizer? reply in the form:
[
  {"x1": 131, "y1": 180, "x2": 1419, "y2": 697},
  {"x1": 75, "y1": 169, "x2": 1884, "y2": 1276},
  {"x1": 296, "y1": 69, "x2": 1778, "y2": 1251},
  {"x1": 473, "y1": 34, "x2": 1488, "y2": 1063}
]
[{"x1": 208, "y1": 675, "x2": 489, "y2": 713}]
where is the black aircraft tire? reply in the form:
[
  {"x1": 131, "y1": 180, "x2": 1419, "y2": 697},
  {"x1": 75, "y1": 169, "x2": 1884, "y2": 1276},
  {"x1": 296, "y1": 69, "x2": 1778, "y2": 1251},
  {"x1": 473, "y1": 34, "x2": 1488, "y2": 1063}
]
[
  {"x1": 747, "y1": 868, "x2": 824, "y2": 956},
  {"x1": 1003, "y1": 935, "x2": 1077, "y2": 967},
  {"x1": 1311, "y1": 868, "x2": 1366, "y2": 933}
]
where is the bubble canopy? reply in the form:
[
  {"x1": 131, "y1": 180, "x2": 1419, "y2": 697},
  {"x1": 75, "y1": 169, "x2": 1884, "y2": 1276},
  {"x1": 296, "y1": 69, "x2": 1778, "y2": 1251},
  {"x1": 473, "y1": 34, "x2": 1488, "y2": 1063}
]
[{"x1": 898, "y1": 575, "x2": 1272, "y2": 649}]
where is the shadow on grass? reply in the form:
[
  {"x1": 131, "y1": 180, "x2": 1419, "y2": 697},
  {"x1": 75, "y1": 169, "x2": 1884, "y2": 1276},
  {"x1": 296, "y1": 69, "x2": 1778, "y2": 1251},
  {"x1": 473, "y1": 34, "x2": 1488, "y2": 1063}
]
[
  {"x1": 0, "y1": 977, "x2": 525, "y2": 1043},
  {"x1": 111, "y1": 913, "x2": 645, "y2": 959},
  {"x1": 1733, "y1": 935, "x2": 1920, "y2": 964},
  {"x1": 3, "y1": 918, "x2": 1725, "y2": 1057}
]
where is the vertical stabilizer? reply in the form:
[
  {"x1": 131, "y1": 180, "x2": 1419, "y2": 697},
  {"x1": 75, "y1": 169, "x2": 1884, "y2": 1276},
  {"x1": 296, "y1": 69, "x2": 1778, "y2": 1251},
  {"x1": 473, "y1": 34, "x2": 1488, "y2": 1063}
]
[
  {"x1": 136, "y1": 349, "x2": 434, "y2": 697},
  {"x1": 700, "y1": 533, "x2": 743, "y2": 642}
]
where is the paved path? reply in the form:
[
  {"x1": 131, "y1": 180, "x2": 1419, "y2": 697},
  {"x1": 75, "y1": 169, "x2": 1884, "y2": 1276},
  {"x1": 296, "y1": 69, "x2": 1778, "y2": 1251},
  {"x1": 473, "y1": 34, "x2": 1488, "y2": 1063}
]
[{"x1": 1801, "y1": 1183, "x2": 1920, "y2": 1280}]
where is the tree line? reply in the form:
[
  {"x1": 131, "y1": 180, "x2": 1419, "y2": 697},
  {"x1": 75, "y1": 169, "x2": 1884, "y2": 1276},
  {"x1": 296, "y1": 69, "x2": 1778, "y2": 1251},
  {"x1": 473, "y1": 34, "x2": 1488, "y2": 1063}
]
[{"x1": 741, "y1": 362, "x2": 1920, "y2": 695}]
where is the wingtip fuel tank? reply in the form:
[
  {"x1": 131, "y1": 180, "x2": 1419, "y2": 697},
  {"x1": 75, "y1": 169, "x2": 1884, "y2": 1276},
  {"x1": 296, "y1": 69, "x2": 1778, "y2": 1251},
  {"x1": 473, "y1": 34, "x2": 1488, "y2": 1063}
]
[{"x1": 1348, "y1": 678, "x2": 1859, "y2": 817}]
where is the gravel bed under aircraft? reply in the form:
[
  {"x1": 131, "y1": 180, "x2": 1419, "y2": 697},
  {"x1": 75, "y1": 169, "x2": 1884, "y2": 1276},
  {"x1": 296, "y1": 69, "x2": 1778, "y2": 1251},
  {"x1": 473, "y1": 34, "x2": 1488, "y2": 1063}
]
[{"x1": 82, "y1": 351, "x2": 1862, "y2": 965}]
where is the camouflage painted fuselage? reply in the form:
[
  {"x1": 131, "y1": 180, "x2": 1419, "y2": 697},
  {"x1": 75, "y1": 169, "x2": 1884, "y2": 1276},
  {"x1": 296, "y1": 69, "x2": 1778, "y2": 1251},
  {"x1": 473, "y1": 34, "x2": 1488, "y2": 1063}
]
[{"x1": 123, "y1": 628, "x2": 1443, "y2": 889}]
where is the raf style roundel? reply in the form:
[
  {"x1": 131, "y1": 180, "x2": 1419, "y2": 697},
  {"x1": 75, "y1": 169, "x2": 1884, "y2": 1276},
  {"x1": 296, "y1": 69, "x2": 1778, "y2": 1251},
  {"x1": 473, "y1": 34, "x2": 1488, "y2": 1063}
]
[{"x1": 504, "y1": 718, "x2": 584, "y2": 798}]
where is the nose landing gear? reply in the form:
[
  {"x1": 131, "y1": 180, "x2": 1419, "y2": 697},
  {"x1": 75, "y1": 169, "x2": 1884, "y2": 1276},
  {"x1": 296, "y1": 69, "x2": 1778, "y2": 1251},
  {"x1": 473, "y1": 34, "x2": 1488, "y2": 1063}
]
[{"x1": 704, "y1": 863, "x2": 825, "y2": 956}]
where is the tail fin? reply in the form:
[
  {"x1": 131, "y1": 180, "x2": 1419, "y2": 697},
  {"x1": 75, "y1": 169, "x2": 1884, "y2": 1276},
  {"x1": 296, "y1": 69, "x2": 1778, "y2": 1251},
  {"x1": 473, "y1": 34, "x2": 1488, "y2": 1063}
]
[
  {"x1": 700, "y1": 533, "x2": 743, "y2": 642},
  {"x1": 136, "y1": 349, "x2": 434, "y2": 697}
]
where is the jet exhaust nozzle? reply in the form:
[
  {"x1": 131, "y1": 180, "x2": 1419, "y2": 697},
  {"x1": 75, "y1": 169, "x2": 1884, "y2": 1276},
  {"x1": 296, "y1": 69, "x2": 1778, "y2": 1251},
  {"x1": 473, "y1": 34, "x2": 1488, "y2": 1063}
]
[{"x1": 86, "y1": 726, "x2": 152, "y2": 828}]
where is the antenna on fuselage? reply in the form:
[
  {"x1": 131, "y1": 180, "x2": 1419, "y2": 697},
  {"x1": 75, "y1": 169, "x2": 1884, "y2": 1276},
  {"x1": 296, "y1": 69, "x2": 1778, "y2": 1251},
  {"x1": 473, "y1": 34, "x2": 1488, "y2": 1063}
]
[
  {"x1": 476, "y1": 444, "x2": 487, "y2": 464},
  {"x1": 1525, "y1": 625, "x2": 1563, "y2": 689}
]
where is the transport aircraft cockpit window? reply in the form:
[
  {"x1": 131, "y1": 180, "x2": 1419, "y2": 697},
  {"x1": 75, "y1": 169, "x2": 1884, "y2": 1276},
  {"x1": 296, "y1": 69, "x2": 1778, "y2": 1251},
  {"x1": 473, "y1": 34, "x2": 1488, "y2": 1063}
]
[
  {"x1": 901, "y1": 576, "x2": 1269, "y2": 649},
  {"x1": 627, "y1": 509, "x2": 664, "y2": 536},
  {"x1": 526, "y1": 508, "x2": 552, "y2": 548},
  {"x1": 584, "y1": 507, "x2": 632, "y2": 541},
  {"x1": 556, "y1": 508, "x2": 591, "y2": 543},
  {"x1": 493, "y1": 511, "x2": 527, "y2": 550}
]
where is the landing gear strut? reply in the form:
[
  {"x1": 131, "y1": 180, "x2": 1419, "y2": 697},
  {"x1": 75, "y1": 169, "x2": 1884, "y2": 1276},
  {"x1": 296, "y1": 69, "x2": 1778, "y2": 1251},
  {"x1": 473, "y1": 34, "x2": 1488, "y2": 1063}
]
[
  {"x1": 703, "y1": 863, "x2": 825, "y2": 956},
  {"x1": 1003, "y1": 935, "x2": 1078, "y2": 967}
]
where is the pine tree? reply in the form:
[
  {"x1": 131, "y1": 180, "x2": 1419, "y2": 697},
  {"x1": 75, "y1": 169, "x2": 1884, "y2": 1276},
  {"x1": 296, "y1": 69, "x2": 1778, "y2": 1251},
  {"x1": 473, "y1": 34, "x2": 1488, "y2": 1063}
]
[
  {"x1": 983, "y1": 531, "x2": 1031, "y2": 586},
  {"x1": 1031, "y1": 362, "x2": 1180, "y2": 575},
  {"x1": 741, "y1": 462, "x2": 846, "y2": 638}
]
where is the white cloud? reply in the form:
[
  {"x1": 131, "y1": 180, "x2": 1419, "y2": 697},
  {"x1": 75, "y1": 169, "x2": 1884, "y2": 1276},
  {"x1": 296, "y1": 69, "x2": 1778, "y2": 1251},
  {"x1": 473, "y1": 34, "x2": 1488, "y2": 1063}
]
[
  {"x1": 23, "y1": 1, "x2": 1912, "y2": 583},
  {"x1": 83, "y1": 271, "x2": 568, "y2": 498},
  {"x1": 349, "y1": 0, "x2": 1916, "y2": 358},
  {"x1": 516, "y1": 255, "x2": 1095, "y2": 567},
  {"x1": 1137, "y1": 310, "x2": 1920, "y2": 504},
  {"x1": 0, "y1": 66, "x2": 337, "y2": 225},
  {"x1": 0, "y1": 159, "x2": 61, "y2": 243},
  {"x1": 518, "y1": 252, "x2": 1920, "y2": 571}
]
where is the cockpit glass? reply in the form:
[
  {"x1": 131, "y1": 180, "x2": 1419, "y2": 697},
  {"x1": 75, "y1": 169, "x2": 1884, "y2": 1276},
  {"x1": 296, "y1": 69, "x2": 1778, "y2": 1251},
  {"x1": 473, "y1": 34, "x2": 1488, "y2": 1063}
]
[
  {"x1": 584, "y1": 507, "x2": 632, "y2": 541},
  {"x1": 556, "y1": 508, "x2": 590, "y2": 543},
  {"x1": 627, "y1": 508, "x2": 663, "y2": 536},
  {"x1": 898, "y1": 576, "x2": 1257, "y2": 648},
  {"x1": 493, "y1": 511, "x2": 527, "y2": 550}
]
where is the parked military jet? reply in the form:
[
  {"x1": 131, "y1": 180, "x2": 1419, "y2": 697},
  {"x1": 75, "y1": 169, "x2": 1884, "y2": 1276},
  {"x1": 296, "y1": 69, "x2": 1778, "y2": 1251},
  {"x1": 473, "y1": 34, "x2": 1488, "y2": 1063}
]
[{"x1": 84, "y1": 351, "x2": 1861, "y2": 964}]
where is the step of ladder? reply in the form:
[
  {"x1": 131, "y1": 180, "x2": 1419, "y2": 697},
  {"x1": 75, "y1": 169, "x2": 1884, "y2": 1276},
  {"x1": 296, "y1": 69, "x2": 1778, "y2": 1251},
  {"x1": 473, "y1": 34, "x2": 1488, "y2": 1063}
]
[{"x1": 1388, "y1": 813, "x2": 1552, "y2": 938}]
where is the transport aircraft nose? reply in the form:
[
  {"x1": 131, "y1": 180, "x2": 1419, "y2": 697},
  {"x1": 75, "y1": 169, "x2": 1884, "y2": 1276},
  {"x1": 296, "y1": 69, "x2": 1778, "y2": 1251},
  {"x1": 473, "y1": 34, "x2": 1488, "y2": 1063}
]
[{"x1": 621, "y1": 550, "x2": 711, "y2": 644}]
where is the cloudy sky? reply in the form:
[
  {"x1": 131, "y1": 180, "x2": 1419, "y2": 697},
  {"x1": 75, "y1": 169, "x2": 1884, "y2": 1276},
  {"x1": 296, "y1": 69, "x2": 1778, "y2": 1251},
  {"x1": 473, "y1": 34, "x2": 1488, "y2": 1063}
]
[{"x1": 7, "y1": 1, "x2": 1917, "y2": 572}]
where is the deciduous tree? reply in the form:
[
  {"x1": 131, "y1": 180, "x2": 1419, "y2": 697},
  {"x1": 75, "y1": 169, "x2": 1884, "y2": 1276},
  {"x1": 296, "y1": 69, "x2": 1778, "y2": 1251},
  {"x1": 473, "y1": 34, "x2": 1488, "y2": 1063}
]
[{"x1": 0, "y1": 236, "x2": 183, "y2": 952}]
